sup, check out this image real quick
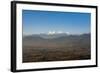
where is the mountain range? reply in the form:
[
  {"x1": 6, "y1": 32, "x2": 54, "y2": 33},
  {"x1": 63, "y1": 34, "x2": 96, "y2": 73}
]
[{"x1": 23, "y1": 33, "x2": 91, "y2": 49}]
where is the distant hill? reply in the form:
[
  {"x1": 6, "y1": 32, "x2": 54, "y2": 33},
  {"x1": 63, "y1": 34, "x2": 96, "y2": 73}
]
[
  {"x1": 23, "y1": 33, "x2": 91, "y2": 49},
  {"x1": 39, "y1": 33, "x2": 68, "y2": 39}
]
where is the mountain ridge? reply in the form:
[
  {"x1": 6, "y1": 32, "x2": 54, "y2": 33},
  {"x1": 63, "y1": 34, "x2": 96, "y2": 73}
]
[{"x1": 23, "y1": 33, "x2": 90, "y2": 39}]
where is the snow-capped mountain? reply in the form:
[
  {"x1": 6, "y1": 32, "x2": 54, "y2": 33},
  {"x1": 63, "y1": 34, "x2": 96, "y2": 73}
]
[
  {"x1": 23, "y1": 31, "x2": 71, "y2": 39},
  {"x1": 39, "y1": 33, "x2": 68, "y2": 39}
]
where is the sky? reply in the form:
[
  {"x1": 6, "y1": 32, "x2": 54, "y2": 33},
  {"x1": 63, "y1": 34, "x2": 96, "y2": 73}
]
[{"x1": 22, "y1": 10, "x2": 91, "y2": 35}]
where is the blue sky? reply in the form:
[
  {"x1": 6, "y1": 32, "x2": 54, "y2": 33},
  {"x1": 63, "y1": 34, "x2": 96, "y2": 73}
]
[{"x1": 22, "y1": 10, "x2": 91, "y2": 35}]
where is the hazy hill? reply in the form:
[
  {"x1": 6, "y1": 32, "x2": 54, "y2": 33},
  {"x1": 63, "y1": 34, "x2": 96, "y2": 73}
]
[
  {"x1": 23, "y1": 33, "x2": 90, "y2": 49},
  {"x1": 23, "y1": 33, "x2": 91, "y2": 62}
]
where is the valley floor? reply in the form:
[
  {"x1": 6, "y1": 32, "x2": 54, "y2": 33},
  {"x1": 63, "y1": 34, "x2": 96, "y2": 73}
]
[{"x1": 23, "y1": 46, "x2": 90, "y2": 63}]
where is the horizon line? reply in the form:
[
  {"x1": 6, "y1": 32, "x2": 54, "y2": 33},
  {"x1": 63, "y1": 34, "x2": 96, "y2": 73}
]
[{"x1": 23, "y1": 32, "x2": 91, "y2": 36}]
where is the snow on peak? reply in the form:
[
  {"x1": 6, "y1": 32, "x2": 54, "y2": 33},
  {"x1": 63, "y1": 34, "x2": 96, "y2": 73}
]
[
  {"x1": 66, "y1": 32, "x2": 70, "y2": 34},
  {"x1": 48, "y1": 31, "x2": 56, "y2": 35},
  {"x1": 47, "y1": 31, "x2": 69, "y2": 35}
]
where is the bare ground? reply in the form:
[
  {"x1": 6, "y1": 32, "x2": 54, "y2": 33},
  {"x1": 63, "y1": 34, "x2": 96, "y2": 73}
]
[{"x1": 23, "y1": 46, "x2": 90, "y2": 63}]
